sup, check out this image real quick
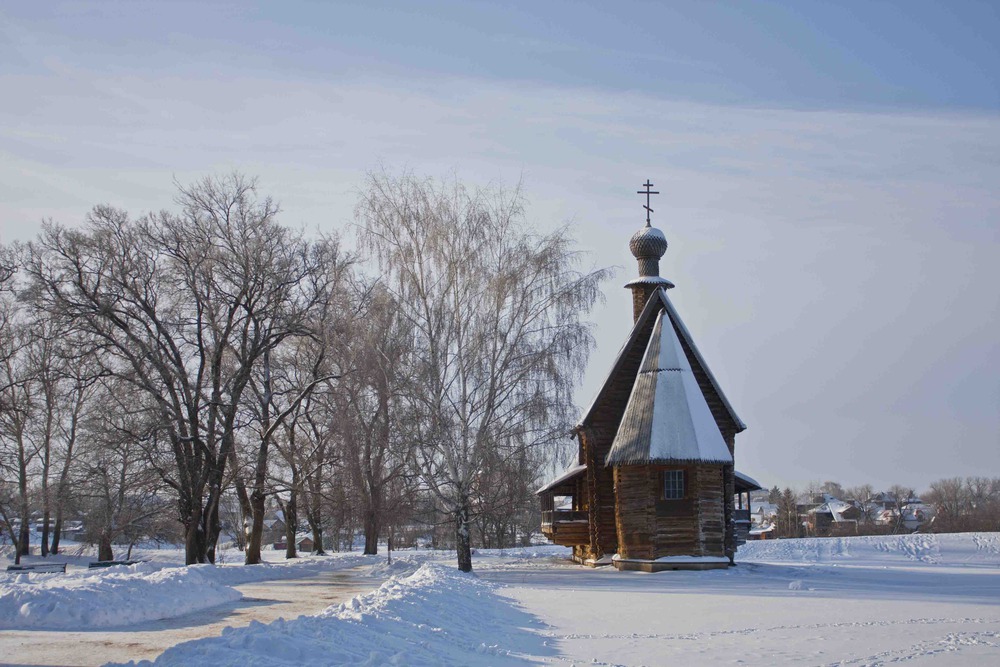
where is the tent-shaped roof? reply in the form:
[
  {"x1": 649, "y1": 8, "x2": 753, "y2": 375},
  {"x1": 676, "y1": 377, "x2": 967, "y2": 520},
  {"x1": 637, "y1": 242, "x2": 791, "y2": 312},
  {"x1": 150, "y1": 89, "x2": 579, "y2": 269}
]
[
  {"x1": 577, "y1": 287, "x2": 745, "y2": 435},
  {"x1": 606, "y1": 310, "x2": 733, "y2": 466}
]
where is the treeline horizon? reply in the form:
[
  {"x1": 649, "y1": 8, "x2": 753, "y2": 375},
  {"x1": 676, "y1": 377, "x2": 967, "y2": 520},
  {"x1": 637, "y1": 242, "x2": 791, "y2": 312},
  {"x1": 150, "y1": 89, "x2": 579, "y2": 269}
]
[{"x1": 761, "y1": 477, "x2": 1000, "y2": 538}]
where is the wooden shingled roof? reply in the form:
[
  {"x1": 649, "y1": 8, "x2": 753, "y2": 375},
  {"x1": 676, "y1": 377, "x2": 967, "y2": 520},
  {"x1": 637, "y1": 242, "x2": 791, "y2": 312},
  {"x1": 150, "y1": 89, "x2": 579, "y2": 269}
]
[
  {"x1": 577, "y1": 287, "x2": 746, "y2": 436},
  {"x1": 605, "y1": 309, "x2": 733, "y2": 466}
]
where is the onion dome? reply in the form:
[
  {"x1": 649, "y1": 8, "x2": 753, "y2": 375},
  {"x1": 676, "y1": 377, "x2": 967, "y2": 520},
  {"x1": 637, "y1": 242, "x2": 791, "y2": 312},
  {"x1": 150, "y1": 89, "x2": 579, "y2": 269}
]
[{"x1": 629, "y1": 223, "x2": 668, "y2": 274}]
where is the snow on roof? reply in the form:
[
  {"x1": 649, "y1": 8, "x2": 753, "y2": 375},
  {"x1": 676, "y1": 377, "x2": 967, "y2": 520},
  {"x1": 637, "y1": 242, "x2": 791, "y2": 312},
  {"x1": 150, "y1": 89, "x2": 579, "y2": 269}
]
[
  {"x1": 752, "y1": 502, "x2": 778, "y2": 515},
  {"x1": 606, "y1": 310, "x2": 733, "y2": 466},
  {"x1": 809, "y1": 499, "x2": 855, "y2": 522},
  {"x1": 735, "y1": 471, "x2": 763, "y2": 491},
  {"x1": 578, "y1": 288, "x2": 746, "y2": 434},
  {"x1": 535, "y1": 463, "x2": 587, "y2": 495},
  {"x1": 623, "y1": 275, "x2": 675, "y2": 288}
]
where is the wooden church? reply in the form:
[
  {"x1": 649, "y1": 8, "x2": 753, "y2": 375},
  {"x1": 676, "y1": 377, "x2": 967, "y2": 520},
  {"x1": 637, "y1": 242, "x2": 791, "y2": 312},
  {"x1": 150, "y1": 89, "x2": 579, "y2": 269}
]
[{"x1": 537, "y1": 182, "x2": 760, "y2": 571}]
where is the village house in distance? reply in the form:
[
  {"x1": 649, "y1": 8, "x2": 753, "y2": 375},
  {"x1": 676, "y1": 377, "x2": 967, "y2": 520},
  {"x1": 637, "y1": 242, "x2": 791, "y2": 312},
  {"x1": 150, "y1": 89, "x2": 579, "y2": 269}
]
[{"x1": 537, "y1": 181, "x2": 760, "y2": 571}]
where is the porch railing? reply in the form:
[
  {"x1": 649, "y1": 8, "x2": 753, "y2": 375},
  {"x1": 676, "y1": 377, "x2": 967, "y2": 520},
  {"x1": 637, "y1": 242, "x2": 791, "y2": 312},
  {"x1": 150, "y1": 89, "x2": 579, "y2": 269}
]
[{"x1": 541, "y1": 510, "x2": 589, "y2": 526}]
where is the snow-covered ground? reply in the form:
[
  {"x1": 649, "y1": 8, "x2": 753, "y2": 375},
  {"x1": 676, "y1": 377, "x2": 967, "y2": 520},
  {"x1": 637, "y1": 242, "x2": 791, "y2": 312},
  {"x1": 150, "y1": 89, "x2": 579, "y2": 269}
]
[
  {"x1": 0, "y1": 547, "x2": 376, "y2": 630},
  {"x1": 498, "y1": 534, "x2": 1000, "y2": 666},
  {"x1": 2, "y1": 534, "x2": 999, "y2": 665}
]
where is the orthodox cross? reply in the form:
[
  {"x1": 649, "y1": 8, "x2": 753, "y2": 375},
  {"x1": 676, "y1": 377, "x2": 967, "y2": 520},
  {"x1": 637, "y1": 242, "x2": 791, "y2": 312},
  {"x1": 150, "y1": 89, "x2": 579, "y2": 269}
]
[{"x1": 637, "y1": 179, "x2": 659, "y2": 225}]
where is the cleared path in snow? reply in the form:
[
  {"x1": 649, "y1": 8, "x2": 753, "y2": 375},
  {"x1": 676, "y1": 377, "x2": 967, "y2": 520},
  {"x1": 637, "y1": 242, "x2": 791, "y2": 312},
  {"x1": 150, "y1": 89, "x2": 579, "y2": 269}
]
[{"x1": 0, "y1": 565, "x2": 386, "y2": 666}]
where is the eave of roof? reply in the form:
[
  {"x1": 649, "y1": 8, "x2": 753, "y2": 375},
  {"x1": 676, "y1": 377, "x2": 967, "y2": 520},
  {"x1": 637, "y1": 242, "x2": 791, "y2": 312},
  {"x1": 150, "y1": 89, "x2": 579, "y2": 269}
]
[
  {"x1": 535, "y1": 463, "x2": 587, "y2": 495},
  {"x1": 735, "y1": 471, "x2": 763, "y2": 491}
]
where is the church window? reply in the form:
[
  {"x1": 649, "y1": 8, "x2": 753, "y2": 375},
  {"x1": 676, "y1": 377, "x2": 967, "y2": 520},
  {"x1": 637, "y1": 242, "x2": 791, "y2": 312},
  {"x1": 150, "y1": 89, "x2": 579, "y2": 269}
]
[{"x1": 663, "y1": 470, "x2": 685, "y2": 500}]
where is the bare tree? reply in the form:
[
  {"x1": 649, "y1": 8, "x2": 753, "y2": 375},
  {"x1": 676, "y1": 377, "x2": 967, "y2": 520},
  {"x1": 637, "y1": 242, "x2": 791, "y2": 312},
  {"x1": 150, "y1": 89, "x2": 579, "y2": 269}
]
[
  {"x1": 820, "y1": 481, "x2": 845, "y2": 499},
  {"x1": 295, "y1": 389, "x2": 341, "y2": 555},
  {"x1": 846, "y1": 483, "x2": 878, "y2": 526},
  {"x1": 357, "y1": 171, "x2": 609, "y2": 571},
  {"x1": 24, "y1": 174, "x2": 329, "y2": 564},
  {"x1": 472, "y1": 443, "x2": 542, "y2": 548},
  {"x1": 230, "y1": 237, "x2": 351, "y2": 565},
  {"x1": 337, "y1": 285, "x2": 416, "y2": 555},
  {"x1": 775, "y1": 488, "x2": 800, "y2": 538},
  {"x1": 47, "y1": 341, "x2": 102, "y2": 555},
  {"x1": 0, "y1": 308, "x2": 37, "y2": 563},
  {"x1": 924, "y1": 477, "x2": 1000, "y2": 533},
  {"x1": 75, "y1": 381, "x2": 167, "y2": 561},
  {"x1": 887, "y1": 484, "x2": 916, "y2": 534}
]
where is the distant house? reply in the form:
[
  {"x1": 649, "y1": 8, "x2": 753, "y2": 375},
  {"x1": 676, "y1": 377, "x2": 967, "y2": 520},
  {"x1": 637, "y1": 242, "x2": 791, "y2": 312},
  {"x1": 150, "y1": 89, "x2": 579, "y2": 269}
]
[
  {"x1": 806, "y1": 497, "x2": 861, "y2": 537},
  {"x1": 297, "y1": 536, "x2": 314, "y2": 553},
  {"x1": 750, "y1": 501, "x2": 778, "y2": 526},
  {"x1": 748, "y1": 524, "x2": 776, "y2": 540},
  {"x1": 876, "y1": 503, "x2": 935, "y2": 532},
  {"x1": 748, "y1": 501, "x2": 778, "y2": 538},
  {"x1": 60, "y1": 521, "x2": 85, "y2": 542},
  {"x1": 262, "y1": 509, "x2": 286, "y2": 544},
  {"x1": 872, "y1": 491, "x2": 923, "y2": 511}
]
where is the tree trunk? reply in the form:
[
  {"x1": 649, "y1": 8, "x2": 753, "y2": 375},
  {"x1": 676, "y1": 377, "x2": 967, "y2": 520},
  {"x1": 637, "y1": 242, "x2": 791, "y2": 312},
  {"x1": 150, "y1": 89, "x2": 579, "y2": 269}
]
[
  {"x1": 50, "y1": 513, "x2": 62, "y2": 555},
  {"x1": 205, "y1": 485, "x2": 222, "y2": 564},
  {"x1": 245, "y1": 491, "x2": 267, "y2": 565},
  {"x1": 40, "y1": 512, "x2": 50, "y2": 558},
  {"x1": 311, "y1": 525, "x2": 324, "y2": 555},
  {"x1": 17, "y1": 523, "x2": 30, "y2": 559},
  {"x1": 51, "y1": 391, "x2": 83, "y2": 557},
  {"x1": 456, "y1": 500, "x2": 472, "y2": 573},
  {"x1": 18, "y1": 449, "x2": 30, "y2": 559},
  {"x1": 184, "y1": 503, "x2": 210, "y2": 565},
  {"x1": 98, "y1": 533, "x2": 114, "y2": 562},
  {"x1": 284, "y1": 490, "x2": 298, "y2": 559},
  {"x1": 306, "y1": 480, "x2": 326, "y2": 556},
  {"x1": 363, "y1": 506, "x2": 380, "y2": 555},
  {"x1": 229, "y1": 450, "x2": 253, "y2": 551}
]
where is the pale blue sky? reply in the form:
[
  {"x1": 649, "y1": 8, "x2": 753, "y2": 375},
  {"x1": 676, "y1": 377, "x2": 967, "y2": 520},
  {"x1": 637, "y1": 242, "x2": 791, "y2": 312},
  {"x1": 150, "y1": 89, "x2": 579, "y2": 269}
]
[{"x1": 1, "y1": 1, "x2": 998, "y2": 491}]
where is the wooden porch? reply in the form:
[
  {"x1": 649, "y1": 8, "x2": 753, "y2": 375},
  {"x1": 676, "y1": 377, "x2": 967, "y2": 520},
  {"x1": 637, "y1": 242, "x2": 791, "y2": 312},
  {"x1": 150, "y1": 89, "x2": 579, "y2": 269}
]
[{"x1": 540, "y1": 509, "x2": 590, "y2": 546}]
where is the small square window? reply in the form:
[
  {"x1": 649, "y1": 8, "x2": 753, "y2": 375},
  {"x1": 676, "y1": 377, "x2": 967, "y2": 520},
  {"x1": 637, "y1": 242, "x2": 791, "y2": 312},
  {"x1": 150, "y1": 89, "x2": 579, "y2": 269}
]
[{"x1": 663, "y1": 470, "x2": 685, "y2": 500}]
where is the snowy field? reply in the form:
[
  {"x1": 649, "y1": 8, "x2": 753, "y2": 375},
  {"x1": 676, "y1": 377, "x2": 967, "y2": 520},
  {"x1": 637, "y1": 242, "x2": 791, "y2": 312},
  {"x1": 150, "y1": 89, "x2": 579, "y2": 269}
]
[{"x1": 1, "y1": 533, "x2": 998, "y2": 666}]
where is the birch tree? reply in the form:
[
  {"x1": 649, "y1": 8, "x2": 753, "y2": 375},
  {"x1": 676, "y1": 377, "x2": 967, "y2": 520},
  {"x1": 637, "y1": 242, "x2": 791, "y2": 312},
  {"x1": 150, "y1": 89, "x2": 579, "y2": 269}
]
[
  {"x1": 357, "y1": 171, "x2": 609, "y2": 571},
  {"x1": 337, "y1": 285, "x2": 417, "y2": 555}
]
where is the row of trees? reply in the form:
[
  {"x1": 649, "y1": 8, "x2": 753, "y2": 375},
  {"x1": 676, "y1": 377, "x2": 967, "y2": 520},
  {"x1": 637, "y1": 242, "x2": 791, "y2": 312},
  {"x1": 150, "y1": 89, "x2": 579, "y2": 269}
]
[{"x1": 0, "y1": 171, "x2": 608, "y2": 571}]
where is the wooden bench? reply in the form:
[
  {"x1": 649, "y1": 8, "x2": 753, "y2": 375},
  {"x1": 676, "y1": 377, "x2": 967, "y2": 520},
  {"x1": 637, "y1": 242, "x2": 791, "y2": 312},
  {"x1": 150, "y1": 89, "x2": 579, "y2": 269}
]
[
  {"x1": 87, "y1": 559, "x2": 145, "y2": 569},
  {"x1": 6, "y1": 562, "x2": 68, "y2": 573}
]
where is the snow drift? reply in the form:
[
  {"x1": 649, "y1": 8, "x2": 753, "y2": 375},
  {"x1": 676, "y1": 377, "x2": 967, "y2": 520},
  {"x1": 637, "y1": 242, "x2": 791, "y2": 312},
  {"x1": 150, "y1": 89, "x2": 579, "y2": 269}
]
[
  {"x1": 120, "y1": 563, "x2": 549, "y2": 667},
  {"x1": 0, "y1": 563, "x2": 241, "y2": 630},
  {"x1": 738, "y1": 531, "x2": 1000, "y2": 566}
]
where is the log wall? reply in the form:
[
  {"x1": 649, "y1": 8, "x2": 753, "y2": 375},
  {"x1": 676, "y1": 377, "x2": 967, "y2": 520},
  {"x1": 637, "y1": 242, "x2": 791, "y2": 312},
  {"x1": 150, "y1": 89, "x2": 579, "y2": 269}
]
[
  {"x1": 579, "y1": 426, "x2": 619, "y2": 560},
  {"x1": 613, "y1": 463, "x2": 727, "y2": 560}
]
